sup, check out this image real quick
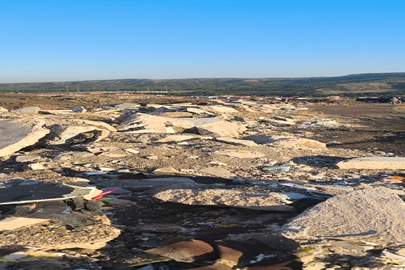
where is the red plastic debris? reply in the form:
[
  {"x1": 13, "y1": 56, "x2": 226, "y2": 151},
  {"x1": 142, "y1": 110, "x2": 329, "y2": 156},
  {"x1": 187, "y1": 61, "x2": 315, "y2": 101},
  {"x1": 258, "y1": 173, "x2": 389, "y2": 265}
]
[{"x1": 91, "y1": 188, "x2": 119, "y2": 200}]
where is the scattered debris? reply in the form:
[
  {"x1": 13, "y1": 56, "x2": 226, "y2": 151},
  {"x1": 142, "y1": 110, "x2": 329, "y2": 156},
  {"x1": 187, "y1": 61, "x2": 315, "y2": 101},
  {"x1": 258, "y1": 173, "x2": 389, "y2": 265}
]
[
  {"x1": 0, "y1": 119, "x2": 50, "y2": 157},
  {"x1": 337, "y1": 156, "x2": 405, "y2": 169},
  {"x1": 72, "y1": 106, "x2": 87, "y2": 113},
  {"x1": 1, "y1": 98, "x2": 405, "y2": 269},
  {"x1": 153, "y1": 188, "x2": 296, "y2": 211},
  {"x1": 282, "y1": 187, "x2": 405, "y2": 245}
]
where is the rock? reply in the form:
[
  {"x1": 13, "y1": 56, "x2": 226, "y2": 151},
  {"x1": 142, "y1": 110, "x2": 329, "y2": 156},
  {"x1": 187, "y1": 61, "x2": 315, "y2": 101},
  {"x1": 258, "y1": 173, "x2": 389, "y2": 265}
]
[
  {"x1": 117, "y1": 113, "x2": 246, "y2": 137},
  {"x1": 99, "y1": 152, "x2": 128, "y2": 158},
  {"x1": 259, "y1": 118, "x2": 295, "y2": 126},
  {"x1": 0, "y1": 106, "x2": 9, "y2": 113},
  {"x1": 54, "y1": 126, "x2": 109, "y2": 144},
  {"x1": 214, "y1": 240, "x2": 248, "y2": 268},
  {"x1": 243, "y1": 134, "x2": 274, "y2": 144},
  {"x1": 28, "y1": 163, "x2": 46, "y2": 170},
  {"x1": 330, "y1": 240, "x2": 374, "y2": 256},
  {"x1": 39, "y1": 109, "x2": 75, "y2": 115},
  {"x1": 199, "y1": 167, "x2": 235, "y2": 178},
  {"x1": 146, "y1": 239, "x2": 216, "y2": 263},
  {"x1": 117, "y1": 113, "x2": 194, "y2": 133},
  {"x1": 0, "y1": 119, "x2": 50, "y2": 157},
  {"x1": 153, "y1": 188, "x2": 295, "y2": 211},
  {"x1": 116, "y1": 133, "x2": 163, "y2": 144},
  {"x1": 113, "y1": 110, "x2": 136, "y2": 123},
  {"x1": 186, "y1": 107, "x2": 213, "y2": 115},
  {"x1": 84, "y1": 171, "x2": 107, "y2": 176},
  {"x1": 48, "y1": 118, "x2": 116, "y2": 132},
  {"x1": 232, "y1": 177, "x2": 246, "y2": 184},
  {"x1": 215, "y1": 137, "x2": 258, "y2": 147},
  {"x1": 0, "y1": 216, "x2": 121, "y2": 250},
  {"x1": 45, "y1": 118, "x2": 115, "y2": 145},
  {"x1": 124, "y1": 148, "x2": 140, "y2": 154},
  {"x1": 336, "y1": 157, "x2": 405, "y2": 170},
  {"x1": 15, "y1": 155, "x2": 42, "y2": 162},
  {"x1": 72, "y1": 106, "x2": 87, "y2": 113},
  {"x1": 273, "y1": 116, "x2": 295, "y2": 122},
  {"x1": 153, "y1": 167, "x2": 180, "y2": 174},
  {"x1": 11, "y1": 107, "x2": 40, "y2": 114},
  {"x1": 147, "y1": 183, "x2": 203, "y2": 196},
  {"x1": 233, "y1": 116, "x2": 246, "y2": 122},
  {"x1": 150, "y1": 105, "x2": 175, "y2": 114},
  {"x1": 281, "y1": 187, "x2": 405, "y2": 245},
  {"x1": 0, "y1": 217, "x2": 51, "y2": 232},
  {"x1": 379, "y1": 249, "x2": 405, "y2": 264},
  {"x1": 208, "y1": 105, "x2": 239, "y2": 114},
  {"x1": 303, "y1": 262, "x2": 327, "y2": 270},
  {"x1": 270, "y1": 137, "x2": 327, "y2": 150},
  {"x1": 191, "y1": 119, "x2": 246, "y2": 138}
]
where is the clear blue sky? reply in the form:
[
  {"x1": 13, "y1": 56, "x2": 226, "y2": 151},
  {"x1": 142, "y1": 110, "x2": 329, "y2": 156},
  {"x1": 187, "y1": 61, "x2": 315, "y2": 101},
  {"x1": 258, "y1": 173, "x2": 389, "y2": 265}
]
[{"x1": 1, "y1": 0, "x2": 404, "y2": 83}]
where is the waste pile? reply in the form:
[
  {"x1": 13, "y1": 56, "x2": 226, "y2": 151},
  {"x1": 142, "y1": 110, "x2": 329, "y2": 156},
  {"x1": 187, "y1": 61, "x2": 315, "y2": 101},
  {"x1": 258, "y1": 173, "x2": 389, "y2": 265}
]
[{"x1": 0, "y1": 100, "x2": 405, "y2": 269}]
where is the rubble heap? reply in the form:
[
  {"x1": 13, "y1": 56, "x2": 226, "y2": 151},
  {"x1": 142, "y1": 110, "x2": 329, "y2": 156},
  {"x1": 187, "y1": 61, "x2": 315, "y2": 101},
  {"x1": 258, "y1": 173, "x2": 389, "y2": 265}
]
[{"x1": 0, "y1": 99, "x2": 405, "y2": 269}]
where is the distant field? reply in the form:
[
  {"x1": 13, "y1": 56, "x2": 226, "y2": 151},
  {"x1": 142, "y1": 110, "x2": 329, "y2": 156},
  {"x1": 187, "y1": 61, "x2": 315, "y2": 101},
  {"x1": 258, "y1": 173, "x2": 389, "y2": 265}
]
[
  {"x1": 0, "y1": 72, "x2": 404, "y2": 97},
  {"x1": 317, "y1": 82, "x2": 395, "y2": 95}
]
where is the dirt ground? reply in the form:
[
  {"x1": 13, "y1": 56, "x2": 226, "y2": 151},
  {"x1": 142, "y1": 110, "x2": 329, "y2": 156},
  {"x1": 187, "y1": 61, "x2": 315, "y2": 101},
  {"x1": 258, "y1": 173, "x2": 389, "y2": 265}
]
[
  {"x1": 308, "y1": 102, "x2": 405, "y2": 156},
  {"x1": 0, "y1": 93, "x2": 136, "y2": 111},
  {"x1": 0, "y1": 93, "x2": 190, "y2": 111}
]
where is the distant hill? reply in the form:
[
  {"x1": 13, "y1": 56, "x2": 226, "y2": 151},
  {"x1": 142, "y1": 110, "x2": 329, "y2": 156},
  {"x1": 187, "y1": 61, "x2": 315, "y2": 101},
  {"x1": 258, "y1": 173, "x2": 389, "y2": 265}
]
[{"x1": 1, "y1": 72, "x2": 404, "y2": 97}]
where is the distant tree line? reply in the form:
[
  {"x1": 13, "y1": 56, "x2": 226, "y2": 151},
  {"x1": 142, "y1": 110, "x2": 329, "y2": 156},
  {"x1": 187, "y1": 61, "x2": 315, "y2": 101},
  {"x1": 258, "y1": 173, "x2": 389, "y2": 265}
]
[{"x1": 0, "y1": 72, "x2": 404, "y2": 97}]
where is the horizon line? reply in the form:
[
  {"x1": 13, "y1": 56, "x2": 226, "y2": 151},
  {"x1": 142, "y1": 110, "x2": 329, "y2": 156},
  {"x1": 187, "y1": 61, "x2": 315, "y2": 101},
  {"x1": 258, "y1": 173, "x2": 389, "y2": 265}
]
[{"x1": 1, "y1": 71, "x2": 405, "y2": 84}]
